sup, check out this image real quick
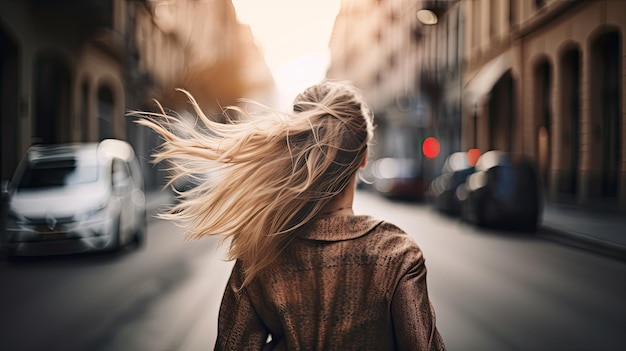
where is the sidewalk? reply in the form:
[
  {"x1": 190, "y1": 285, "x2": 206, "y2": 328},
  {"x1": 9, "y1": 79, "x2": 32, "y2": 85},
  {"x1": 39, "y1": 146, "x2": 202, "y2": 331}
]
[{"x1": 541, "y1": 202, "x2": 626, "y2": 261}]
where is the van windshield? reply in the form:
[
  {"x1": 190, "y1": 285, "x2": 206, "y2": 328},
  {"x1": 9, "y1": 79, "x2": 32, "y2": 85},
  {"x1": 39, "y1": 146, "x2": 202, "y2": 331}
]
[{"x1": 17, "y1": 159, "x2": 99, "y2": 189}]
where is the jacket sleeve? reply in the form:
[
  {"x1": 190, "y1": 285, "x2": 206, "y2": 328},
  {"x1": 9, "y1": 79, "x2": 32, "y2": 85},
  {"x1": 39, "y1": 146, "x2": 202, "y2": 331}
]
[
  {"x1": 391, "y1": 253, "x2": 446, "y2": 351},
  {"x1": 215, "y1": 260, "x2": 269, "y2": 351}
]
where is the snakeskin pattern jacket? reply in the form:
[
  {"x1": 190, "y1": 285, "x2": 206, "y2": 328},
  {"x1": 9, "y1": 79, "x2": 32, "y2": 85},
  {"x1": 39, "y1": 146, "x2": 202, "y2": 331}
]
[{"x1": 215, "y1": 214, "x2": 445, "y2": 350}]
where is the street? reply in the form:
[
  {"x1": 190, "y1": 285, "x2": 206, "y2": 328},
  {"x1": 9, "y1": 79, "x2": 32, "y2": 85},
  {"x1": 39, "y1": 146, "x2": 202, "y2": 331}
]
[{"x1": 1, "y1": 190, "x2": 624, "y2": 351}]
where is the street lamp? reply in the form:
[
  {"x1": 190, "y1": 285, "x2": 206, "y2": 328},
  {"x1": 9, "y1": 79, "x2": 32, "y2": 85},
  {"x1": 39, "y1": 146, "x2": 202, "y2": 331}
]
[
  {"x1": 416, "y1": 9, "x2": 438, "y2": 25},
  {"x1": 415, "y1": 4, "x2": 440, "y2": 180},
  {"x1": 414, "y1": 6, "x2": 440, "y2": 109}
]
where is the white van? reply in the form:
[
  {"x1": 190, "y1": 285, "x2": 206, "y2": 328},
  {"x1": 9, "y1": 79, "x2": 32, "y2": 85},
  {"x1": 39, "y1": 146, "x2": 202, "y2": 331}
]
[{"x1": 2, "y1": 139, "x2": 146, "y2": 257}]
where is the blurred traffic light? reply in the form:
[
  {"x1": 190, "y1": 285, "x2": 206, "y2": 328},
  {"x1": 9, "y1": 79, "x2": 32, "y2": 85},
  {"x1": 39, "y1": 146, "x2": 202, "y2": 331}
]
[{"x1": 422, "y1": 137, "x2": 440, "y2": 159}]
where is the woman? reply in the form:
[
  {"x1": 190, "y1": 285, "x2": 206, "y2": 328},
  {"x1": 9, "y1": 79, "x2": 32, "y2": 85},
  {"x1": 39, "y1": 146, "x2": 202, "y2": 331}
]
[{"x1": 135, "y1": 80, "x2": 445, "y2": 350}]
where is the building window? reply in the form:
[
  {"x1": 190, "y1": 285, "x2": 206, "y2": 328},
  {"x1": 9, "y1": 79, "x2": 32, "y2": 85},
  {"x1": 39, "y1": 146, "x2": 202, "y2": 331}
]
[
  {"x1": 472, "y1": 0, "x2": 480, "y2": 50},
  {"x1": 559, "y1": 48, "x2": 581, "y2": 194},
  {"x1": 33, "y1": 54, "x2": 71, "y2": 144},
  {"x1": 98, "y1": 86, "x2": 114, "y2": 140},
  {"x1": 590, "y1": 31, "x2": 621, "y2": 196},
  {"x1": 535, "y1": 0, "x2": 545, "y2": 9},
  {"x1": 533, "y1": 60, "x2": 552, "y2": 184},
  {"x1": 80, "y1": 80, "x2": 89, "y2": 141},
  {"x1": 509, "y1": 0, "x2": 517, "y2": 27},
  {"x1": 490, "y1": 0, "x2": 498, "y2": 38}
]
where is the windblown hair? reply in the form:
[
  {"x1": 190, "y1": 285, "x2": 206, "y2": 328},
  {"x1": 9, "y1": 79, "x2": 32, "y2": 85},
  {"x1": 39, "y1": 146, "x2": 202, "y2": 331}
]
[{"x1": 131, "y1": 80, "x2": 374, "y2": 286}]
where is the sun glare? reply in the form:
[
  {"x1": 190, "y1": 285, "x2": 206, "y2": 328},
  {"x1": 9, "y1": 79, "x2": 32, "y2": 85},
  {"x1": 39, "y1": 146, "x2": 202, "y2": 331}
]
[{"x1": 232, "y1": 0, "x2": 340, "y2": 108}]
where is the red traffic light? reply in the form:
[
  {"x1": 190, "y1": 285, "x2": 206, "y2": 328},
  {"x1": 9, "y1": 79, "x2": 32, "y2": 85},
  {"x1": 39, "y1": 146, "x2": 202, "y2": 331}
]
[{"x1": 422, "y1": 137, "x2": 440, "y2": 159}]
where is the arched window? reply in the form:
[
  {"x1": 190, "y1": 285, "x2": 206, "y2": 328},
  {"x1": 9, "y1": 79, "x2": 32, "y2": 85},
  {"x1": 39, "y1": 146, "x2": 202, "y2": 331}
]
[
  {"x1": 1, "y1": 27, "x2": 19, "y2": 179},
  {"x1": 508, "y1": 0, "x2": 518, "y2": 28},
  {"x1": 33, "y1": 53, "x2": 71, "y2": 144},
  {"x1": 533, "y1": 59, "x2": 552, "y2": 185},
  {"x1": 488, "y1": 71, "x2": 515, "y2": 152},
  {"x1": 98, "y1": 85, "x2": 114, "y2": 140},
  {"x1": 559, "y1": 47, "x2": 581, "y2": 194},
  {"x1": 590, "y1": 31, "x2": 621, "y2": 197},
  {"x1": 80, "y1": 79, "x2": 90, "y2": 141}
]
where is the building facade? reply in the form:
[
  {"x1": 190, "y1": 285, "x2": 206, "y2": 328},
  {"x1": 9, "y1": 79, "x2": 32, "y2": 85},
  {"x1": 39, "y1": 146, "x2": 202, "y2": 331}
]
[
  {"x1": 0, "y1": 0, "x2": 272, "y2": 190},
  {"x1": 463, "y1": 0, "x2": 625, "y2": 209},
  {"x1": 0, "y1": 0, "x2": 185, "y2": 183},
  {"x1": 327, "y1": 0, "x2": 625, "y2": 210},
  {"x1": 147, "y1": 0, "x2": 273, "y2": 113}
]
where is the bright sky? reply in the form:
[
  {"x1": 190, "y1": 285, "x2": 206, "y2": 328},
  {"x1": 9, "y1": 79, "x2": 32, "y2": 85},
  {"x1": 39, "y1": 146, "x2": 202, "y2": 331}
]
[{"x1": 232, "y1": 0, "x2": 340, "y2": 107}]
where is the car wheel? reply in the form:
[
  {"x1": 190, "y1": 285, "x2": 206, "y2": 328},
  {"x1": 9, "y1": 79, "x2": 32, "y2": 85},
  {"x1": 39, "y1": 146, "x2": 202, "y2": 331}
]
[
  {"x1": 111, "y1": 216, "x2": 123, "y2": 252},
  {"x1": 131, "y1": 211, "x2": 147, "y2": 249},
  {"x1": 460, "y1": 199, "x2": 472, "y2": 223},
  {"x1": 517, "y1": 214, "x2": 539, "y2": 233},
  {"x1": 474, "y1": 201, "x2": 489, "y2": 228}
]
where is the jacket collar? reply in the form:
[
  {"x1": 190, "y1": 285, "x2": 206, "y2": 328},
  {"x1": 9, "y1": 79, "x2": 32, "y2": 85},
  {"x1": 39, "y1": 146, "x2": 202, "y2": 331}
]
[{"x1": 299, "y1": 215, "x2": 383, "y2": 242}]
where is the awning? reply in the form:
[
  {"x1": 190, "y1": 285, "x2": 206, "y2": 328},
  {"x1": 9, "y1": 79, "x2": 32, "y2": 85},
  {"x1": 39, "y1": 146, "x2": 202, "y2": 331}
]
[{"x1": 463, "y1": 52, "x2": 512, "y2": 110}]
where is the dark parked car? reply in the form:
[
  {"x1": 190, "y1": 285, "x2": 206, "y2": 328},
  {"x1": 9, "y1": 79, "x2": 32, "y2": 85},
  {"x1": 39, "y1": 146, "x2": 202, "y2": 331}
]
[
  {"x1": 370, "y1": 157, "x2": 427, "y2": 200},
  {"x1": 428, "y1": 152, "x2": 475, "y2": 216},
  {"x1": 459, "y1": 150, "x2": 543, "y2": 232},
  {"x1": 2, "y1": 139, "x2": 146, "y2": 258}
]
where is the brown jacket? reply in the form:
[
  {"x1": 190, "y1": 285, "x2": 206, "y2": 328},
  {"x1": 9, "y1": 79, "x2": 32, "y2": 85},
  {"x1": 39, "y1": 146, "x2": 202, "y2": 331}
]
[{"x1": 215, "y1": 215, "x2": 445, "y2": 350}]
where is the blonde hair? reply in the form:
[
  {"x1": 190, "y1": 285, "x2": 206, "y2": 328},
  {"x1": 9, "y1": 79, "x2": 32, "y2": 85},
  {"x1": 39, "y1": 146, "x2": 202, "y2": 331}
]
[{"x1": 132, "y1": 80, "x2": 374, "y2": 286}]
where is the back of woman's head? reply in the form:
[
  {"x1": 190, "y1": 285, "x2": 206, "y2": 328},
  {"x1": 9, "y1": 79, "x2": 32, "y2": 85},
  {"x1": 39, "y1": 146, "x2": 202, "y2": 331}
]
[
  {"x1": 132, "y1": 80, "x2": 374, "y2": 286},
  {"x1": 289, "y1": 80, "x2": 374, "y2": 205}
]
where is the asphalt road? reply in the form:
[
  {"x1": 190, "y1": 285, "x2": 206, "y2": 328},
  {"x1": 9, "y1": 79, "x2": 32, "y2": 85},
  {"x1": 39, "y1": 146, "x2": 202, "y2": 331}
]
[
  {"x1": 0, "y1": 217, "x2": 233, "y2": 351},
  {"x1": 354, "y1": 190, "x2": 626, "y2": 351},
  {"x1": 1, "y1": 190, "x2": 624, "y2": 351}
]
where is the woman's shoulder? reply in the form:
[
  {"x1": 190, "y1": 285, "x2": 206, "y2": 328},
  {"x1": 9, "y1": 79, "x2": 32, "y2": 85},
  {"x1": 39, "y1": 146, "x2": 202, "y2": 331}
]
[
  {"x1": 369, "y1": 218, "x2": 419, "y2": 240},
  {"x1": 363, "y1": 217, "x2": 424, "y2": 261},
  {"x1": 370, "y1": 219, "x2": 408, "y2": 236}
]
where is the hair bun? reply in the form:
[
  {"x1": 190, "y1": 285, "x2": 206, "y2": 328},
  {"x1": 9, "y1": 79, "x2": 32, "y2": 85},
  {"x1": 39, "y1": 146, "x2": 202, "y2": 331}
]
[{"x1": 292, "y1": 80, "x2": 365, "y2": 119}]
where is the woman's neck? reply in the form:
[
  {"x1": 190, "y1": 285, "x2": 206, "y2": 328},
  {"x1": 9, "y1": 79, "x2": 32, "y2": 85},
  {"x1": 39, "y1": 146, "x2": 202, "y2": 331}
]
[{"x1": 320, "y1": 175, "x2": 357, "y2": 216}]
